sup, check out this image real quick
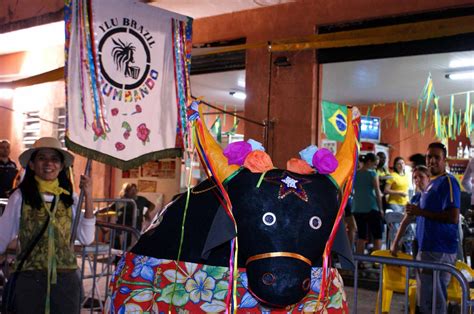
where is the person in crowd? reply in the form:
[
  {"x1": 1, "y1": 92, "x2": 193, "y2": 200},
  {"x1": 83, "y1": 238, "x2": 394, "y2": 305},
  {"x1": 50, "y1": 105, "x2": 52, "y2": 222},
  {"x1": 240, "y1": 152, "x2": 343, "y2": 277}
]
[
  {"x1": 390, "y1": 165, "x2": 430, "y2": 256},
  {"x1": 352, "y1": 153, "x2": 384, "y2": 256},
  {"x1": 385, "y1": 157, "x2": 409, "y2": 214},
  {"x1": 376, "y1": 152, "x2": 392, "y2": 211},
  {"x1": 407, "y1": 153, "x2": 426, "y2": 201},
  {"x1": 462, "y1": 157, "x2": 474, "y2": 211},
  {"x1": 409, "y1": 153, "x2": 426, "y2": 168},
  {"x1": 405, "y1": 142, "x2": 460, "y2": 314},
  {"x1": 461, "y1": 156, "x2": 474, "y2": 263},
  {"x1": 0, "y1": 137, "x2": 95, "y2": 314},
  {"x1": 0, "y1": 139, "x2": 18, "y2": 199},
  {"x1": 112, "y1": 182, "x2": 156, "y2": 232},
  {"x1": 344, "y1": 194, "x2": 357, "y2": 250}
]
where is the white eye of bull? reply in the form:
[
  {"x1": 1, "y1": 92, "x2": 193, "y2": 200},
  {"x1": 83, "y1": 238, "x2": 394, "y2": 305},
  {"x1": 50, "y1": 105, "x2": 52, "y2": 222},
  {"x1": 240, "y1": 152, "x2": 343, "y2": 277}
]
[
  {"x1": 309, "y1": 216, "x2": 322, "y2": 230},
  {"x1": 262, "y1": 212, "x2": 276, "y2": 226}
]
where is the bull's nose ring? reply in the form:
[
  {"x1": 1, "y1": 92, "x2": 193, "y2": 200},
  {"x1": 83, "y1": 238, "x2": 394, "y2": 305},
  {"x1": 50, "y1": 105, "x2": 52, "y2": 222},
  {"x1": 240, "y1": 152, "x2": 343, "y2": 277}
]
[{"x1": 262, "y1": 272, "x2": 276, "y2": 285}]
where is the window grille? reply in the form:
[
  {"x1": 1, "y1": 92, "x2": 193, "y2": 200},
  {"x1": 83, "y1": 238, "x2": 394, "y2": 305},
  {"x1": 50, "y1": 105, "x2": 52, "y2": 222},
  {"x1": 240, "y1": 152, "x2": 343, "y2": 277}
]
[
  {"x1": 22, "y1": 111, "x2": 41, "y2": 149},
  {"x1": 55, "y1": 107, "x2": 66, "y2": 147}
]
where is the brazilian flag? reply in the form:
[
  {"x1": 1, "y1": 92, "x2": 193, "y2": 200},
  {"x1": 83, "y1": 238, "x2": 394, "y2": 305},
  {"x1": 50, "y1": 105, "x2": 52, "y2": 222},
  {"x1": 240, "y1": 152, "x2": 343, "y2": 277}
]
[{"x1": 322, "y1": 101, "x2": 348, "y2": 142}]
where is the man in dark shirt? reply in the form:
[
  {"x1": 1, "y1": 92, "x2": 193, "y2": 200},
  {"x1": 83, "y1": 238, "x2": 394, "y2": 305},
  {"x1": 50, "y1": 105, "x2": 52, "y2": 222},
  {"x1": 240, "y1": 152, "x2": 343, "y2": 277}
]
[
  {"x1": 108, "y1": 183, "x2": 155, "y2": 250},
  {"x1": 0, "y1": 140, "x2": 18, "y2": 199},
  {"x1": 113, "y1": 183, "x2": 155, "y2": 231}
]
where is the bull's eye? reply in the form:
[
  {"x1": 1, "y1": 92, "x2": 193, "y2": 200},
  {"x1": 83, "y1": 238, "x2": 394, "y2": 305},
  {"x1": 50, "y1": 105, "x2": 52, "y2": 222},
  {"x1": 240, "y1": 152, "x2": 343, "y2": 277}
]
[
  {"x1": 262, "y1": 272, "x2": 276, "y2": 285},
  {"x1": 302, "y1": 278, "x2": 311, "y2": 291},
  {"x1": 262, "y1": 212, "x2": 276, "y2": 226},
  {"x1": 309, "y1": 216, "x2": 322, "y2": 230}
]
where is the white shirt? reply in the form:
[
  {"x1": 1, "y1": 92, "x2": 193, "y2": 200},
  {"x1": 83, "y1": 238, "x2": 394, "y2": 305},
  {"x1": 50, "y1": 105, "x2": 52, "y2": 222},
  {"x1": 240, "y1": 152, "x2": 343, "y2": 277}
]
[
  {"x1": 0, "y1": 189, "x2": 96, "y2": 254},
  {"x1": 461, "y1": 158, "x2": 474, "y2": 205}
]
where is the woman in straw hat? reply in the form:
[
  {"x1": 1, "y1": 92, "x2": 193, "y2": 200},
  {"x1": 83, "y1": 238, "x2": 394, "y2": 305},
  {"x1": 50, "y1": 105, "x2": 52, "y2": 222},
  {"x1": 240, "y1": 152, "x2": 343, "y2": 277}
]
[{"x1": 0, "y1": 137, "x2": 95, "y2": 314}]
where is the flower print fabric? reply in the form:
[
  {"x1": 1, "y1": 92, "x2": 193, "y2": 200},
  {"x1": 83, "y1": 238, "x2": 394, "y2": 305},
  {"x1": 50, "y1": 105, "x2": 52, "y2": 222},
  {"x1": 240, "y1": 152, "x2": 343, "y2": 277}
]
[{"x1": 106, "y1": 252, "x2": 348, "y2": 313}]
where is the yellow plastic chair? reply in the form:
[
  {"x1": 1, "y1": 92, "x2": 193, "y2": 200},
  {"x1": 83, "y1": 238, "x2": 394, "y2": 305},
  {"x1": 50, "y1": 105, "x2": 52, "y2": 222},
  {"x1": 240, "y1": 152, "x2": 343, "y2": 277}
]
[
  {"x1": 447, "y1": 260, "x2": 474, "y2": 304},
  {"x1": 371, "y1": 250, "x2": 417, "y2": 314}
]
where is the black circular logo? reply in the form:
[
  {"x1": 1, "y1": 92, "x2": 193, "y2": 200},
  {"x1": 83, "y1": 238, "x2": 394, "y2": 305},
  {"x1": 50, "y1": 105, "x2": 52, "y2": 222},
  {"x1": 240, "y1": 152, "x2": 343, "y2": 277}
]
[{"x1": 98, "y1": 27, "x2": 151, "y2": 90}]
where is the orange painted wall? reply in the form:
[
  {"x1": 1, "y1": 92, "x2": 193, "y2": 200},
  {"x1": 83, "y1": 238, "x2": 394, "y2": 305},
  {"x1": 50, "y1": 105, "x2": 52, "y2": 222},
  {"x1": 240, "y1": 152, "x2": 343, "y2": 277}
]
[
  {"x1": 192, "y1": 0, "x2": 474, "y2": 167},
  {"x1": 0, "y1": 51, "x2": 112, "y2": 199},
  {"x1": 0, "y1": 99, "x2": 14, "y2": 146},
  {"x1": 357, "y1": 104, "x2": 437, "y2": 167},
  {"x1": 2, "y1": 0, "x2": 473, "y2": 174},
  {"x1": 0, "y1": 52, "x2": 25, "y2": 75},
  {"x1": 0, "y1": 0, "x2": 63, "y2": 24}
]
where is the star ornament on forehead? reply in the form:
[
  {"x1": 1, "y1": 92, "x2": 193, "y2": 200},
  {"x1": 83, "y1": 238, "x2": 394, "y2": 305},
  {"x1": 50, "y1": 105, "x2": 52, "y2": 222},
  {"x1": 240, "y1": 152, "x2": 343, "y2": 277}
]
[{"x1": 265, "y1": 171, "x2": 311, "y2": 202}]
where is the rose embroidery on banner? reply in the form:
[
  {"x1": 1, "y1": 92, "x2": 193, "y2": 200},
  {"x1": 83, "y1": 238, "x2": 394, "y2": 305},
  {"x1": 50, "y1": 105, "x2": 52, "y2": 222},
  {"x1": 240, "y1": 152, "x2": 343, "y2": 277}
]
[
  {"x1": 92, "y1": 121, "x2": 106, "y2": 140},
  {"x1": 111, "y1": 108, "x2": 119, "y2": 116},
  {"x1": 121, "y1": 121, "x2": 132, "y2": 140},
  {"x1": 131, "y1": 104, "x2": 143, "y2": 115},
  {"x1": 115, "y1": 142, "x2": 125, "y2": 151},
  {"x1": 137, "y1": 123, "x2": 150, "y2": 144}
]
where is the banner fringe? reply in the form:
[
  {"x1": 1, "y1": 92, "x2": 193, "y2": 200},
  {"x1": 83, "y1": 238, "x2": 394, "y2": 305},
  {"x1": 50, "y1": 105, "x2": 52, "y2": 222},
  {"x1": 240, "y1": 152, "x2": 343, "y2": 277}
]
[{"x1": 65, "y1": 137, "x2": 182, "y2": 170}]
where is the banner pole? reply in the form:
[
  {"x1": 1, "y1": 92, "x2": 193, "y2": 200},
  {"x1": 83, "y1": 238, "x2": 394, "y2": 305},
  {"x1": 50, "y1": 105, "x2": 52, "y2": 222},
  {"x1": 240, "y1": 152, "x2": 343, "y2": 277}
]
[{"x1": 70, "y1": 158, "x2": 93, "y2": 246}]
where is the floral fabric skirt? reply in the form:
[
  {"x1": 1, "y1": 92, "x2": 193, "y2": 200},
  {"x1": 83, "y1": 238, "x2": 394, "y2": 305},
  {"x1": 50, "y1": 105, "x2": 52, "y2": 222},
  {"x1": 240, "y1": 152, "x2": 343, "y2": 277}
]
[{"x1": 105, "y1": 252, "x2": 348, "y2": 313}]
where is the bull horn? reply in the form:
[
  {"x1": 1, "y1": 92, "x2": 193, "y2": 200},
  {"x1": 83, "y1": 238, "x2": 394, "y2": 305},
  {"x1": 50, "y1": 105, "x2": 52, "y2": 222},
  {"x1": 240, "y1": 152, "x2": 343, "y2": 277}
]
[
  {"x1": 329, "y1": 108, "x2": 359, "y2": 188},
  {"x1": 196, "y1": 106, "x2": 240, "y2": 183}
]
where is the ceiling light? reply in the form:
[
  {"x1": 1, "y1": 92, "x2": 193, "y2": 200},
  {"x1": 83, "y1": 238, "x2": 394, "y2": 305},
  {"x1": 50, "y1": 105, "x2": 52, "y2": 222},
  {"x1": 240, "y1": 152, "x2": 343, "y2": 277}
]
[
  {"x1": 0, "y1": 21, "x2": 65, "y2": 55},
  {"x1": 449, "y1": 58, "x2": 474, "y2": 68},
  {"x1": 229, "y1": 91, "x2": 246, "y2": 100},
  {"x1": 445, "y1": 71, "x2": 474, "y2": 80}
]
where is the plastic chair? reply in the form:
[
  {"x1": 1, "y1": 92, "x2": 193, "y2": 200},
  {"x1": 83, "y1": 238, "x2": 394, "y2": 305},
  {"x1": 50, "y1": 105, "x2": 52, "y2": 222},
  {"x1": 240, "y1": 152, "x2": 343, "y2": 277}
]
[
  {"x1": 447, "y1": 260, "x2": 474, "y2": 304},
  {"x1": 371, "y1": 250, "x2": 417, "y2": 314},
  {"x1": 384, "y1": 211, "x2": 404, "y2": 248}
]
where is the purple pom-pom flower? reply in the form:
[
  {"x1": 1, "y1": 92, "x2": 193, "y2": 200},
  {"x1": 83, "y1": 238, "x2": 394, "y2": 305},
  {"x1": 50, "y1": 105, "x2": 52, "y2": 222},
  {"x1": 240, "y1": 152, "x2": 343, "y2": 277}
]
[
  {"x1": 224, "y1": 141, "x2": 252, "y2": 166},
  {"x1": 312, "y1": 148, "x2": 338, "y2": 174}
]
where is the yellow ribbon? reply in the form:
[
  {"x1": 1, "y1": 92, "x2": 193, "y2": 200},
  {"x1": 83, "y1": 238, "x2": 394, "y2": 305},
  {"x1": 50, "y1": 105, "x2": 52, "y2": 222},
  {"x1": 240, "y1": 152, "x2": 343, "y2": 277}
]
[
  {"x1": 35, "y1": 176, "x2": 71, "y2": 196},
  {"x1": 41, "y1": 195, "x2": 59, "y2": 314}
]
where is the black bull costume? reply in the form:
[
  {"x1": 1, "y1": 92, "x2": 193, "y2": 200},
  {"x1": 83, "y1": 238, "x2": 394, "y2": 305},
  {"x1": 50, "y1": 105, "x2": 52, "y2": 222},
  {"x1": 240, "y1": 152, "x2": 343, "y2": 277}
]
[{"x1": 107, "y1": 108, "x2": 359, "y2": 313}]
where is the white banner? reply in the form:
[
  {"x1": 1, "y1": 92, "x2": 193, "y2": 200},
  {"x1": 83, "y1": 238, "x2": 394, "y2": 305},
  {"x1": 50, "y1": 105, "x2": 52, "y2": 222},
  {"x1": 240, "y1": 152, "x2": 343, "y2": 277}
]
[{"x1": 66, "y1": 0, "x2": 191, "y2": 169}]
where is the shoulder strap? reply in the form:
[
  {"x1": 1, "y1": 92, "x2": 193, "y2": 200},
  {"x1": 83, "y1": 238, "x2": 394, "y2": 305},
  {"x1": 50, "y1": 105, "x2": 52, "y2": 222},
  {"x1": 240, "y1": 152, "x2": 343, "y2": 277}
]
[{"x1": 15, "y1": 196, "x2": 54, "y2": 272}]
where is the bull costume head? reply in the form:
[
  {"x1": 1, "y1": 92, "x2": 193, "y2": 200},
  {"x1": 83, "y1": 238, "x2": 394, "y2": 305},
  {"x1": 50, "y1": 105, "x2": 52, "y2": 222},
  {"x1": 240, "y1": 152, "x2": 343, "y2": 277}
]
[{"x1": 127, "y1": 107, "x2": 359, "y2": 309}]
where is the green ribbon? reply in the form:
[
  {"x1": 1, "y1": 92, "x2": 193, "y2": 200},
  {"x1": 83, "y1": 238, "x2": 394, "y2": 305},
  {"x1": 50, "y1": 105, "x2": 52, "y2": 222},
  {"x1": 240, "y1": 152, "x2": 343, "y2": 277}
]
[
  {"x1": 43, "y1": 196, "x2": 59, "y2": 314},
  {"x1": 256, "y1": 171, "x2": 268, "y2": 188},
  {"x1": 458, "y1": 109, "x2": 463, "y2": 136},
  {"x1": 169, "y1": 177, "x2": 192, "y2": 313},
  {"x1": 448, "y1": 95, "x2": 454, "y2": 139}
]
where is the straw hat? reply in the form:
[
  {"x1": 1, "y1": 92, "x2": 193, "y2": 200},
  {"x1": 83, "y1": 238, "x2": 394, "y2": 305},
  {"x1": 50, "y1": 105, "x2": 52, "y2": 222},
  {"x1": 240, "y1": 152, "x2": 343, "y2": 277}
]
[{"x1": 19, "y1": 137, "x2": 74, "y2": 168}]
